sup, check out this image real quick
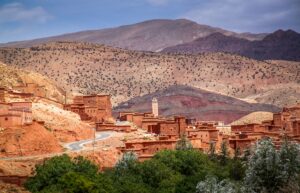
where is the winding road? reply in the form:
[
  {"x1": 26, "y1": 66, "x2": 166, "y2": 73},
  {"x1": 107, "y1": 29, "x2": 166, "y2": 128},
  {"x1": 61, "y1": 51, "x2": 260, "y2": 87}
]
[
  {"x1": 63, "y1": 131, "x2": 112, "y2": 151},
  {"x1": 0, "y1": 131, "x2": 113, "y2": 161}
]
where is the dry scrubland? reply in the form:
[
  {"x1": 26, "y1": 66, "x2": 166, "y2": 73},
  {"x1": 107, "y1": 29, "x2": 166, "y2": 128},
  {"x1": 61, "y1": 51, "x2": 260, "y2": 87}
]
[
  {"x1": 0, "y1": 42, "x2": 299, "y2": 107},
  {"x1": 230, "y1": 111, "x2": 274, "y2": 125}
]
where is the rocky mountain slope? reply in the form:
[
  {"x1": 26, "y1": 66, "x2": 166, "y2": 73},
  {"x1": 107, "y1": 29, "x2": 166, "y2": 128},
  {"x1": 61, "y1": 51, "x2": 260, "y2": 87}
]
[
  {"x1": 114, "y1": 85, "x2": 279, "y2": 124},
  {"x1": 0, "y1": 19, "x2": 266, "y2": 51},
  {"x1": 0, "y1": 42, "x2": 299, "y2": 108},
  {"x1": 162, "y1": 30, "x2": 300, "y2": 61}
]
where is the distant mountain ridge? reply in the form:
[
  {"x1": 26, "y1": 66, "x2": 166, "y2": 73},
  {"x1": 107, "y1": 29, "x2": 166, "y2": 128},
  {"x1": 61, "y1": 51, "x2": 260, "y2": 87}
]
[
  {"x1": 114, "y1": 85, "x2": 280, "y2": 124},
  {"x1": 162, "y1": 29, "x2": 300, "y2": 61},
  {"x1": 0, "y1": 19, "x2": 266, "y2": 51}
]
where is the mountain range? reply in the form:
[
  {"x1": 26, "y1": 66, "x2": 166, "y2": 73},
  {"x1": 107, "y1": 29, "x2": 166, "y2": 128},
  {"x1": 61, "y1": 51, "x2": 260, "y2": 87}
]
[
  {"x1": 0, "y1": 19, "x2": 266, "y2": 52},
  {"x1": 162, "y1": 29, "x2": 300, "y2": 61}
]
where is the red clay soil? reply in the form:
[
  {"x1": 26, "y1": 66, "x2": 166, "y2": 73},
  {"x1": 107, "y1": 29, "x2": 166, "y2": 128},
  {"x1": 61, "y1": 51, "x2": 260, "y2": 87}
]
[
  {"x1": 0, "y1": 181, "x2": 30, "y2": 193},
  {"x1": 0, "y1": 121, "x2": 63, "y2": 158}
]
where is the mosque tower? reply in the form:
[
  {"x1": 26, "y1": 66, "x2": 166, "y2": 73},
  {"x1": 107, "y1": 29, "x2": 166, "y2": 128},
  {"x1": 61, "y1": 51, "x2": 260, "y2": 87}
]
[{"x1": 152, "y1": 97, "x2": 158, "y2": 117}]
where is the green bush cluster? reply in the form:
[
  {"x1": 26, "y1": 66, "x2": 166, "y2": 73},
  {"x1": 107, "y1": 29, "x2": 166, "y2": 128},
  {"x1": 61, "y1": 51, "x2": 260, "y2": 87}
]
[{"x1": 25, "y1": 138, "x2": 300, "y2": 193}]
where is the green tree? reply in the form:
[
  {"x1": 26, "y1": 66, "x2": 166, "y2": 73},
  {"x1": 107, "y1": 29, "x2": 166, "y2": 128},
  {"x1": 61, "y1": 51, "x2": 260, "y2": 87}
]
[
  {"x1": 220, "y1": 140, "x2": 229, "y2": 165},
  {"x1": 279, "y1": 137, "x2": 300, "y2": 180},
  {"x1": 244, "y1": 138, "x2": 283, "y2": 193},
  {"x1": 115, "y1": 151, "x2": 138, "y2": 174},
  {"x1": 208, "y1": 141, "x2": 217, "y2": 161},
  {"x1": 175, "y1": 134, "x2": 193, "y2": 150},
  {"x1": 278, "y1": 137, "x2": 300, "y2": 193},
  {"x1": 138, "y1": 159, "x2": 182, "y2": 193},
  {"x1": 234, "y1": 147, "x2": 241, "y2": 160},
  {"x1": 25, "y1": 154, "x2": 75, "y2": 192},
  {"x1": 25, "y1": 154, "x2": 114, "y2": 193},
  {"x1": 154, "y1": 150, "x2": 220, "y2": 193},
  {"x1": 196, "y1": 176, "x2": 241, "y2": 193}
]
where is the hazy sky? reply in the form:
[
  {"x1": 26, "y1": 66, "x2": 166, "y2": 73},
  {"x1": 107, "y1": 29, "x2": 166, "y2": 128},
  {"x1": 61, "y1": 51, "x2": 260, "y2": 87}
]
[{"x1": 0, "y1": 0, "x2": 299, "y2": 43}]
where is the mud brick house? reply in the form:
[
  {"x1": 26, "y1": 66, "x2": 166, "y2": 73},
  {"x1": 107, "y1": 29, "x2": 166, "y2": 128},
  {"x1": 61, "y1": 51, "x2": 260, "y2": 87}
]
[
  {"x1": 228, "y1": 103, "x2": 300, "y2": 151},
  {"x1": 231, "y1": 123, "x2": 265, "y2": 133},
  {"x1": 229, "y1": 133, "x2": 256, "y2": 151},
  {"x1": 13, "y1": 83, "x2": 46, "y2": 98},
  {"x1": 0, "y1": 102, "x2": 32, "y2": 128},
  {"x1": 64, "y1": 94, "x2": 112, "y2": 122},
  {"x1": 119, "y1": 111, "x2": 188, "y2": 136},
  {"x1": 0, "y1": 87, "x2": 33, "y2": 102},
  {"x1": 185, "y1": 122, "x2": 230, "y2": 152},
  {"x1": 147, "y1": 116, "x2": 187, "y2": 136},
  {"x1": 96, "y1": 122, "x2": 134, "y2": 132},
  {"x1": 121, "y1": 136, "x2": 178, "y2": 161},
  {"x1": 119, "y1": 112, "x2": 146, "y2": 128}
]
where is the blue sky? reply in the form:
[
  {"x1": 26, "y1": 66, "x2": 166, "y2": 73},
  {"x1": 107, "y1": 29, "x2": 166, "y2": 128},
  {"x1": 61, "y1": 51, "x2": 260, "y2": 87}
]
[{"x1": 0, "y1": 0, "x2": 299, "y2": 43}]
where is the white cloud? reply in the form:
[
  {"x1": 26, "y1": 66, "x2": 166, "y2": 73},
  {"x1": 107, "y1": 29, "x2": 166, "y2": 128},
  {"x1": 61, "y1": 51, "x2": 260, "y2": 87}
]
[
  {"x1": 182, "y1": 0, "x2": 300, "y2": 32},
  {"x1": 0, "y1": 2, "x2": 52, "y2": 24}
]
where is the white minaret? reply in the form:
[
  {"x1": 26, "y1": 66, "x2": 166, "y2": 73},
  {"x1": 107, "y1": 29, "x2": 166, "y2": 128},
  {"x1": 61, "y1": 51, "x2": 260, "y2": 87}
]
[{"x1": 152, "y1": 98, "x2": 158, "y2": 117}]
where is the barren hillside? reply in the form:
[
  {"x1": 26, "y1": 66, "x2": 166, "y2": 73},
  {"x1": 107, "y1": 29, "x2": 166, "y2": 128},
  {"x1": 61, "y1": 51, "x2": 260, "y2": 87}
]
[
  {"x1": 162, "y1": 30, "x2": 300, "y2": 61},
  {"x1": 0, "y1": 42, "x2": 299, "y2": 107},
  {"x1": 114, "y1": 85, "x2": 280, "y2": 124},
  {"x1": 0, "y1": 19, "x2": 266, "y2": 51},
  {"x1": 230, "y1": 111, "x2": 274, "y2": 125}
]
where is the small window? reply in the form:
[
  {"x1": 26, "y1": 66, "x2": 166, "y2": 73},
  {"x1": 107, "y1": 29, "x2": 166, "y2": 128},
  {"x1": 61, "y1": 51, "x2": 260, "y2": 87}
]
[{"x1": 5, "y1": 117, "x2": 8, "y2": 121}]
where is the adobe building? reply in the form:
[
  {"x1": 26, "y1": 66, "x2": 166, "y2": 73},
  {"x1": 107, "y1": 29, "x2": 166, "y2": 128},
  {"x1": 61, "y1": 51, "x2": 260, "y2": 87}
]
[
  {"x1": 96, "y1": 121, "x2": 134, "y2": 133},
  {"x1": 121, "y1": 136, "x2": 177, "y2": 159},
  {"x1": 119, "y1": 100, "x2": 300, "y2": 157},
  {"x1": 0, "y1": 102, "x2": 32, "y2": 128},
  {"x1": 13, "y1": 83, "x2": 46, "y2": 98},
  {"x1": 64, "y1": 94, "x2": 112, "y2": 123},
  {"x1": 147, "y1": 116, "x2": 187, "y2": 136},
  {"x1": 228, "y1": 103, "x2": 300, "y2": 151},
  {"x1": 0, "y1": 87, "x2": 34, "y2": 103}
]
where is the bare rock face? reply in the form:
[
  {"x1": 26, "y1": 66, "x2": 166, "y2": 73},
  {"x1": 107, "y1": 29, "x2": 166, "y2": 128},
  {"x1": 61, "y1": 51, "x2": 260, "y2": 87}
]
[
  {"x1": 0, "y1": 19, "x2": 266, "y2": 51},
  {"x1": 162, "y1": 30, "x2": 300, "y2": 61},
  {"x1": 114, "y1": 85, "x2": 280, "y2": 124}
]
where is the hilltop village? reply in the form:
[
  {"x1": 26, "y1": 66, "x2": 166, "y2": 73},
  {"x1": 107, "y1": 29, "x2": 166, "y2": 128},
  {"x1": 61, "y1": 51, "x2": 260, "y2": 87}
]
[{"x1": 1, "y1": 83, "x2": 299, "y2": 163}]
